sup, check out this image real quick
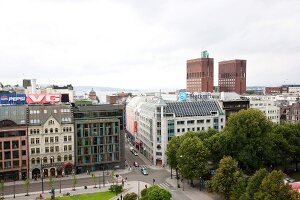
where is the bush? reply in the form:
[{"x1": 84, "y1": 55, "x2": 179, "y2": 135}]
[
  {"x1": 123, "y1": 192, "x2": 138, "y2": 200},
  {"x1": 141, "y1": 188, "x2": 148, "y2": 197},
  {"x1": 205, "y1": 180, "x2": 213, "y2": 193},
  {"x1": 109, "y1": 185, "x2": 123, "y2": 194}
]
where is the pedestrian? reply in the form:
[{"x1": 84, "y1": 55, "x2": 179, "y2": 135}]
[
  {"x1": 120, "y1": 194, "x2": 123, "y2": 200},
  {"x1": 125, "y1": 177, "x2": 127, "y2": 182}
]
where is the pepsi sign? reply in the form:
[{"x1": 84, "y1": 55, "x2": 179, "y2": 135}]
[{"x1": 0, "y1": 94, "x2": 26, "y2": 105}]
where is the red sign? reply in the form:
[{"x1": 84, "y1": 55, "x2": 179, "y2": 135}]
[{"x1": 26, "y1": 94, "x2": 61, "y2": 104}]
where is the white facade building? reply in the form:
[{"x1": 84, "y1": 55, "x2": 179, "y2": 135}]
[
  {"x1": 126, "y1": 95, "x2": 226, "y2": 166},
  {"x1": 250, "y1": 100, "x2": 280, "y2": 124},
  {"x1": 28, "y1": 105, "x2": 74, "y2": 179}
]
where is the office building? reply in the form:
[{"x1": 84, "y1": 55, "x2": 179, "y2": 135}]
[
  {"x1": 219, "y1": 60, "x2": 246, "y2": 94},
  {"x1": 73, "y1": 105, "x2": 125, "y2": 173},
  {"x1": 186, "y1": 52, "x2": 214, "y2": 93}
]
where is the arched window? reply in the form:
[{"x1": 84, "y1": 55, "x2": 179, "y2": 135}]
[
  {"x1": 50, "y1": 128, "x2": 53, "y2": 133},
  {"x1": 50, "y1": 156, "x2": 54, "y2": 164},
  {"x1": 31, "y1": 158, "x2": 35, "y2": 165},
  {"x1": 69, "y1": 127, "x2": 72, "y2": 132},
  {"x1": 43, "y1": 157, "x2": 47, "y2": 163},
  {"x1": 45, "y1": 129, "x2": 48, "y2": 134},
  {"x1": 69, "y1": 154, "x2": 72, "y2": 161},
  {"x1": 37, "y1": 129, "x2": 40, "y2": 134},
  {"x1": 36, "y1": 157, "x2": 40, "y2": 164},
  {"x1": 33, "y1": 129, "x2": 37, "y2": 134},
  {"x1": 63, "y1": 128, "x2": 66, "y2": 132},
  {"x1": 30, "y1": 129, "x2": 33, "y2": 134},
  {"x1": 55, "y1": 128, "x2": 58, "y2": 133},
  {"x1": 64, "y1": 155, "x2": 68, "y2": 161},
  {"x1": 57, "y1": 155, "x2": 61, "y2": 162}
]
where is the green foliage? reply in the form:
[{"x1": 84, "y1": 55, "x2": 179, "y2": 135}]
[
  {"x1": 140, "y1": 185, "x2": 171, "y2": 200},
  {"x1": 177, "y1": 136, "x2": 208, "y2": 180},
  {"x1": 92, "y1": 173, "x2": 97, "y2": 188},
  {"x1": 141, "y1": 188, "x2": 148, "y2": 197},
  {"x1": 123, "y1": 192, "x2": 138, "y2": 200},
  {"x1": 109, "y1": 185, "x2": 123, "y2": 194},
  {"x1": 230, "y1": 175, "x2": 248, "y2": 200},
  {"x1": 0, "y1": 180, "x2": 4, "y2": 193},
  {"x1": 48, "y1": 176, "x2": 54, "y2": 190},
  {"x1": 254, "y1": 170, "x2": 298, "y2": 200},
  {"x1": 166, "y1": 136, "x2": 180, "y2": 169},
  {"x1": 224, "y1": 109, "x2": 273, "y2": 173},
  {"x1": 72, "y1": 175, "x2": 77, "y2": 190},
  {"x1": 210, "y1": 156, "x2": 241, "y2": 199},
  {"x1": 204, "y1": 132, "x2": 228, "y2": 164},
  {"x1": 245, "y1": 168, "x2": 269, "y2": 200},
  {"x1": 24, "y1": 178, "x2": 31, "y2": 196}
]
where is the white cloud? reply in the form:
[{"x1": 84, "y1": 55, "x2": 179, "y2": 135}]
[{"x1": 0, "y1": 0, "x2": 299, "y2": 89}]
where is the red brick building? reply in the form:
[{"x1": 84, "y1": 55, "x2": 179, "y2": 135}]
[
  {"x1": 218, "y1": 60, "x2": 246, "y2": 95},
  {"x1": 186, "y1": 57, "x2": 214, "y2": 93},
  {"x1": 264, "y1": 86, "x2": 282, "y2": 95}
]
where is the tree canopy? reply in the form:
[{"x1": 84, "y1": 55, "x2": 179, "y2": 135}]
[{"x1": 140, "y1": 185, "x2": 171, "y2": 200}]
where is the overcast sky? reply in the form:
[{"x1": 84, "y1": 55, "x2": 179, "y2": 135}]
[{"x1": 0, "y1": 0, "x2": 299, "y2": 90}]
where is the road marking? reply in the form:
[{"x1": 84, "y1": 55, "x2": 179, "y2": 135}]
[{"x1": 158, "y1": 183, "x2": 171, "y2": 189}]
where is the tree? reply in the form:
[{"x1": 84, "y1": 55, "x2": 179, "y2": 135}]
[
  {"x1": 210, "y1": 156, "x2": 241, "y2": 200},
  {"x1": 124, "y1": 192, "x2": 138, "y2": 200},
  {"x1": 0, "y1": 180, "x2": 4, "y2": 197},
  {"x1": 176, "y1": 136, "x2": 209, "y2": 185},
  {"x1": 92, "y1": 173, "x2": 97, "y2": 188},
  {"x1": 254, "y1": 170, "x2": 299, "y2": 200},
  {"x1": 72, "y1": 174, "x2": 77, "y2": 191},
  {"x1": 140, "y1": 185, "x2": 171, "y2": 200},
  {"x1": 24, "y1": 178, "x2": 31, "y2": 196},
  {"x1": 230, "y1": 175, "x2": 248, "y2": 200},
  {"x1": 245, "y1": 168, "x2": 269, "y2": 200},
  {"x1": 48, "y1": 176, "x2": 54, "y2": 190},
  {"x1": 166, "y1": 136, "x2": 180, "y2": 178},
  {"x1": 224, "y1": 109, "x2": 273, "y2": 173},
  {"x1": 204, "y1": 132, "x2": 229, "y2": 164}
]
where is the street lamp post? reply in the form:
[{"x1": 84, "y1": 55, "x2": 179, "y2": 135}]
[
  {"x1": 102, "y1": 164, "x2": 105, "y2": 187},
  {"x1": 180, "y1": 155, "x2": 184, "y2": 191},
  {"x1": 59, "y1": 177, "x2": 62, "y2": 193},
  {"x1": 41, "y1": 159, "x2": 44, "y2": 194},
  {"x1": 13, "y1": 177, "x2": 15, "y2": 198}
]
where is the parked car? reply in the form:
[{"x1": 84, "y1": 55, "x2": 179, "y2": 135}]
[{"x1": 133, "y1": 151, "x2": 138, "y2": 156}]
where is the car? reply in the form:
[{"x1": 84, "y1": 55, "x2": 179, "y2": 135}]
[
  {"x1": 133, "y1": 151, "x2": 138, "y2": 156},
  {"x1": 141, "y1": 168, "x2": 148, "y2": 175},
  {"x1": 134, "y1": 162, "x2": 139, "y2": 167}
]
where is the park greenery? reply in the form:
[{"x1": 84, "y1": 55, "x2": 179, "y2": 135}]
[
  {"x1": 140, "y1": 185, "x2": 171, "y2": 200},
  {"x1": 123, "y1": 192, "x2": 138, "y2": 200},
  {"x1": 46, "y1": 191, "x2": 116, "y2": 200},
  {"x1": 166, "y1": 109, "x2": 300, "y2": 199}
]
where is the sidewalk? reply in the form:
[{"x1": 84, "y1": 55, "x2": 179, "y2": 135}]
[
  {"x1": 4, "y1": 167, "x2": 131, "y2": 187},
  {"x1": 4, "y1": 181, "x2": 150, "y2": 200}
]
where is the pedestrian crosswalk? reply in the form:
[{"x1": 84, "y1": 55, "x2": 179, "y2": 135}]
[{"x1": 157, "y1": 182, "x2": 171, "y2": 189}]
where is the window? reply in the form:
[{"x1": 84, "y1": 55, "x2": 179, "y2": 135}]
[
  {"x1": 36, "y1": 148, "x2": 40, "y2": 154},
  {"x1": 22, "y1": 140, "x2": 26, "y2": 146},
  {"x1": 50, "y1": 128, "x2": 53, "y2": 133},
  {"x1": 55, "y1": 136, "x2": 59, "y2": 142},
  {"x1": 64, "y1": 145, "x2": 67, "y2": 151},
  {"x1": 68, "y1": 136, "x2": 72, "y2": 141},
  {"x1": 36, "y1": 138, "x2": 40, "y2": 144},
  {"x1": 206, "y1": 119, "x2": 211, "y2": 123},
  {"x1": 69, "y1": 154, "x2": 72, "y2": 161},
  {"x1": 31, "y1": 138, "x2": 35, "y2": 144},
  {"x1": 68, "y1": 145, "x2": 72, "y2": 151},
  {"x1": 31, "y1": 158, "x2": 35, "y2": 165},
  {"x1": 50, "y1": 137, "x2": 54, "y2": 143},
  {"x1": 50, "y1": 156, "x2": 54, "y2": 163},
  {"x1": 64, "y1": 155, "x2": 68, "y2": 161},
  {"x1": 45, "y1": 129, "x2": 48, "y2": 134},
  {"x1": 55, "y1": 146, "x2": 59, "y2": 152},
  {"x1": 22, "y1": 150, "x2": 26, "y2": 156},
  {"x1": 55, "y1": 128, "x2": 58, "y2": 133},
  {"x1": 31, "y1": 148, "x2": 35, "y2": 154},
  {"x1": 45, "y1": 147, "x2": 49, "y2": 153},
  {"x1": 43, "y1": 157, "x2": 47, "y2": 163},
  {"x1": 45, "y1": 137, "x2": 49, "y2": 143},
  {"x1": 57, "y1": 155, "x2": 61, "y2": 162},
  {"x1": 64, "y1": 136, "x2": 67, "y2": 142},
  {"x1": 50, "y1": 146, "x2": 54, "y2": 152},
  {"x1": 36, "y1": 157, "x2": 40, "y2": 164}
]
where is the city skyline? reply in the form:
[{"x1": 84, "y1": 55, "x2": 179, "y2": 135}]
[{"x1": 1, "y1": 0, "x2": 299, "y2": 89}]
